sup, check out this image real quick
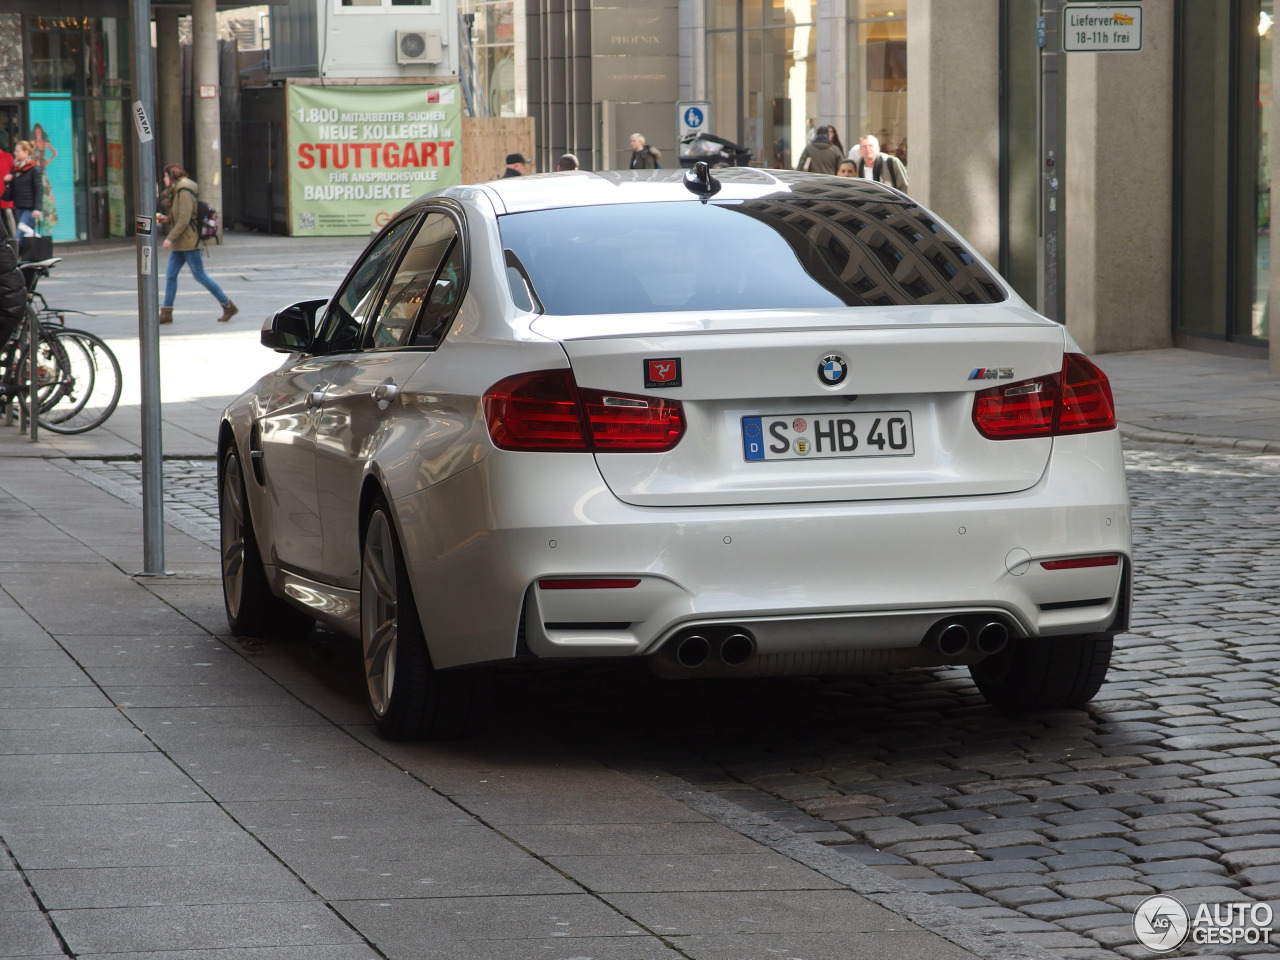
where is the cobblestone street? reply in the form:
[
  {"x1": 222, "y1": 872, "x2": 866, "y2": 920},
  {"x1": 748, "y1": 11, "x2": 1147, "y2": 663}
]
[{"x1": 59, "y1": 441, "x2": 1280, "y2": 959}]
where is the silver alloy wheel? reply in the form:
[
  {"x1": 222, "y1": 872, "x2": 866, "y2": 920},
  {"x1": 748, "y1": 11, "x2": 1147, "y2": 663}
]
[
  {"x1": 361, "y1": 509, "x2": 399, "y2": 718},
  {"x1": 220, "y1": 453, "x2": 247, "y2": 619}
]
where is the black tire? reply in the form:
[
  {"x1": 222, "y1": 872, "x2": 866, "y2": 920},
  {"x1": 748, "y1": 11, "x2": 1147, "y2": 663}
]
[
  {"x1": 969, "y1": 634, "x2": 1113, "y2": 710},
  {"x1": 219, "y1": 445, "x2": 315, "y2": 641},
  {"x1": 361, "y1": 498, "x2": 489, "y2": 741}
]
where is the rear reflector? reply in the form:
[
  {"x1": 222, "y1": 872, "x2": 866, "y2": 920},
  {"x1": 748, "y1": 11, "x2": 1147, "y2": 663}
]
[
  {"x1": 484, "y1": 370, "x2": 684, "y2": 452},
  {"x1": 1040, "y1": 555, "x2": 1120, "y2": 570},
  {"x1": 538, "y1": 578, "x2": 642, "y2": 590},
  {"x1": 973, "y1": 353, "x2": 1115, "y2": 440}
]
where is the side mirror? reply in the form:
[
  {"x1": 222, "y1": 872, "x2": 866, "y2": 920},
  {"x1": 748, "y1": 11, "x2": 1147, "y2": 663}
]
[{"x1": 261, "y1": 299, "x2": 326, "y2": 353}]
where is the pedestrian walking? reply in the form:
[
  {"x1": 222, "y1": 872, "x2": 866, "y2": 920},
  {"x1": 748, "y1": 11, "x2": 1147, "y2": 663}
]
[
  {"x1": 156, "y1": 164, "x2": 236, "y2": 325},
  {"x1": 3, "y1": 140, "x2": 43, "y2": 237},
  {"x1": 556, "y1": 153, "x2": 579, "y2": 171},
  {"x1": 629, "y1": 134, "x2": 661, "y2": 169},
  {"x1": 502, "y1": 153, "x2": 532, "y2": 177},
  {"x1": 853, "y1": 134, "x2": 909, "y2": 192},
  {"x1": 795, "y1": 125, "x2": 842, "y2": 175},
  {"x1": 836, "y1": 159, "x2": 858, "y2": 178}
]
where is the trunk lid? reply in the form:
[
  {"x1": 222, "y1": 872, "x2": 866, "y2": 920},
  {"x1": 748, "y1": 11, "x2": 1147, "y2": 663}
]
[{"x1": 540, "y1": 304, "x2": 1065, "y2": 507}]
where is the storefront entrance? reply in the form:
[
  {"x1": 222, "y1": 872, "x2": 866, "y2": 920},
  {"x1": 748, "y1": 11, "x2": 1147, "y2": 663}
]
[{"x1": 1175, "y1": 0, "x2": 1272, "y2": 348}]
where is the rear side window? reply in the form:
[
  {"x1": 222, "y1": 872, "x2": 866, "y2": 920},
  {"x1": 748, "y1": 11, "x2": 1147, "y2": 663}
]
[{"x1": 499, "y1": 194, "x2": 1005, "y2": 315}]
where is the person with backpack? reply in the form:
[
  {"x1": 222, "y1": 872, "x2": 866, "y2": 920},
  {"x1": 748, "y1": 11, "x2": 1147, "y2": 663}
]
[{"x1": 156, "y1": 163, "x2": 236, "y2": 324}]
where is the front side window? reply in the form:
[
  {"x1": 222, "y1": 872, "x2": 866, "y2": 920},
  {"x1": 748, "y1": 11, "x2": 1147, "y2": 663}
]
[
  {"x1": 315, "y1": 216, "x2": 418, "y2": 353},
  {"x1": 369, "y1": 212, "x2": 457, "y2": 348},
  {"x1": 499, "y1": 182, "x2": 1004, "y2": 316}
]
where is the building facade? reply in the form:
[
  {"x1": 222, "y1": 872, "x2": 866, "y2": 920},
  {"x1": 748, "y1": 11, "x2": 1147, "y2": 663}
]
[
  {"x1": 270, "y1": 0, "x2": 460, "y2": 80},
  {"x1": 0, "y1": 3, "x2": 135, "y2": 242},
  {"x1": 514, "y1": 0, "x2": 1278, "y2": 371}
]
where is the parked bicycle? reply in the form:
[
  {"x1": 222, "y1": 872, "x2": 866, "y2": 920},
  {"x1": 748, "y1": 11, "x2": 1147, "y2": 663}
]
[{"x1": 0, "y1": 257, "x2": 122, "y2": 434}]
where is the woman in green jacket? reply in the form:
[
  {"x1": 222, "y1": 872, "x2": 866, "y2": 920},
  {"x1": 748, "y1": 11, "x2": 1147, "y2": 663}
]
[{"x1": 156, "y1": 164, "x2": 236, "y2": 324}]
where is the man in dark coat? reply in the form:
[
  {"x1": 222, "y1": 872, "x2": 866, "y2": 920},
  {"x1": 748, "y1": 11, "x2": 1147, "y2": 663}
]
[
  {"x1": 795, "y1": 126, "x2": 842, "y2": 175},
  {"x1": 629, "y1": 134, "x2": 661, "y2": 169},
  {"x1": 0, "y1": 239, "x2": 27, "y2": 346},
  {"x1": 502, "y1": 153, "x2": 532, "y2": 177}
]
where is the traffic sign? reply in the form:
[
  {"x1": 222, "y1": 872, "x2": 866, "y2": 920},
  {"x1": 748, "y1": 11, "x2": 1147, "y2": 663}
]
[
  {"x1": 677, "y1": 100, "x2": 712, "y2": 152},
  {"x1": 1061, "y1": 4, "x2": 1141, "y2": 52}
]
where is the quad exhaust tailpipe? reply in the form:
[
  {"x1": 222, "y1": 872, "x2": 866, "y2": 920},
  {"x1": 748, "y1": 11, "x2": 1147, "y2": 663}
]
[
  {"x1": 674, "y1": 633, "x2": 711, "y2": 668},
  {"x1": 720, "y1": 632, "x2": 755, "y2": 666},
  {"x1": 975, "y1": 621, "x2": 1010, "y2": 655},
  {"x1": 928, "y1": 617, "x2": 1012, "y2": 658},
  {"x1": 666, "y1": 627, "x2": 758, "y2": 671},
  {"x1": 936, "y1": 623, "x2": 970, "y2": 657}
]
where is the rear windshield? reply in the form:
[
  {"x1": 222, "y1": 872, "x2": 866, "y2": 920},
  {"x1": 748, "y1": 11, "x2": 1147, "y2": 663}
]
[{"x1": 498, "y1": 194, "x2": 1006, "y2": 315}]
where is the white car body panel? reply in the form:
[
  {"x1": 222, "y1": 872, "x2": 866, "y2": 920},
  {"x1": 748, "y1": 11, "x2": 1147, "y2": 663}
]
[
  {"x1": 558, "y1": 317, "x2": 1064, "y2": 506},
  {"x1": 220, "y1": 169, "x2": 1131, "y2": 686}
]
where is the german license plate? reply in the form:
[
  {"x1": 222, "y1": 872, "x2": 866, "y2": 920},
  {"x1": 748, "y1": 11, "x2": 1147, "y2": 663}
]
[{"x1": 742, "y1": 412, "x2": 914, "y2": 461}]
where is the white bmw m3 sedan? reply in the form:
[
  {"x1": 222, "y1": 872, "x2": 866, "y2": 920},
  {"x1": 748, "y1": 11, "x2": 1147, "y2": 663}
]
[{"x1": 218, "y1": 166, "x2": 1130, "y2": 740}]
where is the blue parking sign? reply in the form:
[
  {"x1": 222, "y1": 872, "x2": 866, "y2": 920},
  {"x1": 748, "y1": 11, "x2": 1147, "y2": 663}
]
[{"x1": 677, "y1": 101, "x2": 713, "y2": 149}]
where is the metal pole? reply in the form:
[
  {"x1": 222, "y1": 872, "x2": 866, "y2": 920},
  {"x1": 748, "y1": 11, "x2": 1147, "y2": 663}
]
[
  {"x1": 131, "y1": 0, "x2": 166, "y2": 574},
  {"x1": 26, "y1": 304, "x2": 37, "y2": 441},
  {"x1": 1038, "y1": 0, "x2": 1061, "y2": 322},
  {"x1": 736, "y1": 0, "x2": 745, "y2": 151}
]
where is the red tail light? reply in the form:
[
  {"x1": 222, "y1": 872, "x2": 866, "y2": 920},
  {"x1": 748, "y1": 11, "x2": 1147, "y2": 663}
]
[
  {"x1": 1057, "y1": 354, "x2": 1117, "y2": 434},
  {"x1": 484, "y1": 370, "x2": 685, "y2": 453},
  {"x1": 973, "y1": 354, "x2": 1115, "y2": 440}
]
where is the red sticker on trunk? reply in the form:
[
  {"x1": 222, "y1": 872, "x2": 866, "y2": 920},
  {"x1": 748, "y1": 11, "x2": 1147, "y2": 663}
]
[{"x1": 644, "y1": 358, "x2": 681, "y2": 388}]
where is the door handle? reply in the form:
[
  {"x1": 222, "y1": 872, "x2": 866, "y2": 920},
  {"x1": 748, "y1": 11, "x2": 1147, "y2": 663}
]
[
  {"x1": 306, "y1": 387, "x2": 325, "y2": 409},
  {"x1": 372, "y1": 382, "x2": 399, "y2": 408}
]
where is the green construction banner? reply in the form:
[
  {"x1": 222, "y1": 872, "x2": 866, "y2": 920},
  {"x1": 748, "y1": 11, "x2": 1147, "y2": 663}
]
[{"x1": 287, "y1": 83, "x2": 462, "y2": 236}]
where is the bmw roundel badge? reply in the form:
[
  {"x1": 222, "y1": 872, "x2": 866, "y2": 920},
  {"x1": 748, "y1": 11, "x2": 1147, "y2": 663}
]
[{"x1": 818, "y1": 354, "x2": 848, "y2": 386}]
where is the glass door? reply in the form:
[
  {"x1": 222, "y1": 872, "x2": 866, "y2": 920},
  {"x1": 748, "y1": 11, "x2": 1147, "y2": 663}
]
[{"x1": 1174, "y1": 0, "x2": 1271, "y2": 346}]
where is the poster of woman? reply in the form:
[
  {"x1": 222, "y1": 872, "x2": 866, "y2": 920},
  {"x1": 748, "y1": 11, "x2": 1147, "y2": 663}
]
[
  {"x1": 30, "y1": 122, "x2": 58, "y2": 232},
  {"x1": 25, "y1": 95, "x2": 74, "y2": 241}
]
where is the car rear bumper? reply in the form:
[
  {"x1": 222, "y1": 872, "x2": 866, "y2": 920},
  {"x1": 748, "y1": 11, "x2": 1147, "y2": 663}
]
[{"x1": 394, "y1": 431, "x2": 1130, "y2": 669}]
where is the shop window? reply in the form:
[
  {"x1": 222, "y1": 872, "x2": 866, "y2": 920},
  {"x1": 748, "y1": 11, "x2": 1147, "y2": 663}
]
[
  {"x1": 1175, "y1": 0, "x2": 1271, "y2": 344},
  {"x1": 469, "y1": 1, "x2": 516, "y2": 117},
  {"x1": 706, "y1": 0, "x2": 817, "y2": 169},
  {"x1": 848, "y1": 2, "x2": 907, "y2": 164},
  {"x1": 23, "y1": 16, "x2": 130, "y2": 242}
]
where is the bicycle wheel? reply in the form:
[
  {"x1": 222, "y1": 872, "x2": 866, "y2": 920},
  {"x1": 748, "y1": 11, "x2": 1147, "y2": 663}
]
[
  {"x1": 35, "y1": 328, "x2": 122, "y2": 434},
  {"x1": 13, "y1": 325, "x2": 75, "y2": 420}
]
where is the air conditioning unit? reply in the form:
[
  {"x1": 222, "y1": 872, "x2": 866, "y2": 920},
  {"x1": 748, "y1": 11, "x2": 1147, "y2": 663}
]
[{"x1": 396, "y1": 29, "x2": 443, "y2": 65}]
